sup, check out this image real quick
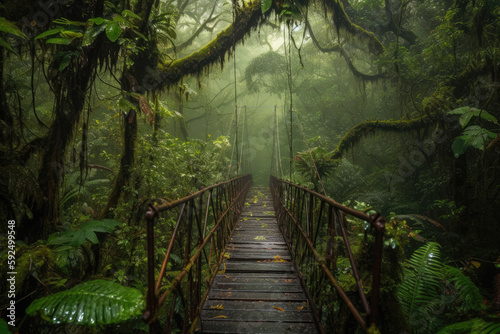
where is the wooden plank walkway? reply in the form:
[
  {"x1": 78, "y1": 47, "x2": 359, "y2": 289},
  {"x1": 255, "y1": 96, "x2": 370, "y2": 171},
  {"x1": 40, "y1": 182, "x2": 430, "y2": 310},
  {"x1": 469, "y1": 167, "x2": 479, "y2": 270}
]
[{"x1": 197, "y1": 187, "x2": 319, "y2": 334}]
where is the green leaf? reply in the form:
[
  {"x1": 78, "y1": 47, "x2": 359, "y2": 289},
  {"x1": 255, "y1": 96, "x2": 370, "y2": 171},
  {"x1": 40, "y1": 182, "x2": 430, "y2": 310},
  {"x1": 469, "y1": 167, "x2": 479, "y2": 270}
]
[
  {"x1": 447, "y1": 106, "x2": 470, "y2": 115},
  {"x1": 451, "y1": 136, "x2": 468, "y2": 158},
  {"x1": 470, "y1": 107, "x2": 498, "y2": 124},
  {"x1": 52, "y1": 17, "x2": 86, "y2": 26},
  {"x1": 81, "y1": 219, "x2": 120, "y2": 233},
  {"x1": 35, "y1": 28, "x2": 62, "y2": 40},
  {"x1": 133, "y1": 30, "x2": 148, "y2": 41},
  {"x1": 88, "y1": 17, "x2": 107, "y2": 26},
  {"x1": 46, "y1": 38, "x2": 72, "y2": 45},
  {"x1": 58, "y1": 51, "x2": 77, "y2": 71},
  {"x1": 82, "y1": 24, "x2": 106, "y2": 46},
  {"x1": 105, "y1": 21, "x2": 122, "y2": 42},
  {"x1": 463, "y1": 125, "x2": 496, "y2": 148},
  {"x1": 26, "y1": 280, "x2": 144, "y2": 325},
  {"x1": 71, "y1": 230, "x2": 87, "y2": 247},
  {"x1": 122, "y1": 9, "x2": 142, "y2": 20},
  {"x1": 459, "y1": 112, "x2": 473, "y2": 127},
  {"x1": 119, "y1": 98, "x2": 138, "y2": 111},
  {"x1": 448, "y1": 106, "x2": 498, "y2": 126},
  {"x1": 0, "y1": 17, "x2": 27, "y2": 39},
  {"x1": 0, "y1": 37, "x2": 14, "y2": 52},
  {"x1": 0, "y1": 318, "x2": 12, "y2": 334},
  {"x1": 437, "y1": 318, "x2": 500, "y2": 334},
  {"x1": 84, "y1": 230, "x2": 99, "y2": 244},
  {"x1": 261, "y1": 0, "x2": 273, "y2": 13}
]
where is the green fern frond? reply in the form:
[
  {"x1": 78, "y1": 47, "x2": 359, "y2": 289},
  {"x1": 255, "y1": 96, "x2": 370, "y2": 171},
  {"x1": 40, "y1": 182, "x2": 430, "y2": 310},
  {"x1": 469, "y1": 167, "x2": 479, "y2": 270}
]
[
  {"x1": 436, "y1": 318, "x2": 500, "y2": 333},
  {"x1": 443, "y1": 265, "x2": 484, "y2": 312},
  {"x1": 397, "y1": 242, "x2": 444, "y2": 317},
  {"x1": 26, "y1": 280, "x2": 144, "y2": 325},
  {"x1": 48, "y1": 219, "x2": 120, "y2": 247}
]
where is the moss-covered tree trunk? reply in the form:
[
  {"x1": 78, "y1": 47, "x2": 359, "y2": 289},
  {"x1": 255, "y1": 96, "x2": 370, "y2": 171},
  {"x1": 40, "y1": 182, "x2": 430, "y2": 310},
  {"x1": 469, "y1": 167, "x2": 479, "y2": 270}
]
[
  {"x1": 24, "y1": 0, "x2": 105, "y2": 242},
  {"x1": 101, "y1": 108, "x2": 138, "y2": 218},
  {"x1": 100, "y1": 0, "x2": 155, "y2": 218}
]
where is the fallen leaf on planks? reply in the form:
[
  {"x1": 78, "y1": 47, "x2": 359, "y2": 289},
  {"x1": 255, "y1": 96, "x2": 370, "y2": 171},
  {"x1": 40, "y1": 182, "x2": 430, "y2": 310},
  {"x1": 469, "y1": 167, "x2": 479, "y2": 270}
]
[
  {"x1": 273, "y1": 306, "x2": 284, "y2": 312},
  {"x1": 213, "y1": 315, "x2": 227, "y2": 319}
]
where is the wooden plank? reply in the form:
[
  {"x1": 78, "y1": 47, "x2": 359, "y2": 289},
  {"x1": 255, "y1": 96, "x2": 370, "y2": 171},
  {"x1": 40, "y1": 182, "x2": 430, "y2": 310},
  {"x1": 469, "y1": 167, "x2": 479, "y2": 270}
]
[
  {"x1": 226, "y1": 243, "x2": 289, "y2": 250},
  {"x1": 209, "y1": 290, "x2": 307, "y2": 301},
  {"x1": 222, "y1": 262, "x2": 295, "y2": 273},
  {"x1": 200, "y1": 309, "x2": 315, "y2": 322},
  {"x1": 198, "y1": 321, "x2": 317, "y2": 334},
  {"x1": 211, "y1": 282, "x2": 303, "y2": 292},
  {"x1": 213, "y1": 275, "x2": 300, "y2": 285},
  {"x1": 215, "y1": 272, "x2": 299, "y2": 279},
  {"x1": 202, "y1": 300, "x2": 310, "y2": 311}
]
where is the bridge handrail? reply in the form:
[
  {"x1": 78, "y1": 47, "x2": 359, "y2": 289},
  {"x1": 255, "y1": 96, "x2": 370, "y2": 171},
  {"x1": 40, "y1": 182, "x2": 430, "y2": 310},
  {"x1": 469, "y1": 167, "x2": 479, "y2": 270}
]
[
  {"x1": 143, "y1": 174, "x2": 252, "y2": 333},
  {"x1": 269, "y1": 176, "x2": 385, "y2": 332}
]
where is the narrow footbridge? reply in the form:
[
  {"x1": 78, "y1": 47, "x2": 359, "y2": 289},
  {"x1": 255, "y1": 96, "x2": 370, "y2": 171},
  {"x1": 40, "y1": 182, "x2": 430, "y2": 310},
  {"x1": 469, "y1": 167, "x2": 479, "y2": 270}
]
[{"x1": 143, "y1": 175, "x2": 385, "y2": 334}]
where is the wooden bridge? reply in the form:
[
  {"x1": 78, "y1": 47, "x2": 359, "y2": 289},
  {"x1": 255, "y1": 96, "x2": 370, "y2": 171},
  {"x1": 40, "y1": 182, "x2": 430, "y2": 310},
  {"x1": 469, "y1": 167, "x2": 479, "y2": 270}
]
[
  {"x1": 198, "y1": 187, "x2": 318, "y2": 333},
  {"x1": 143, "y1": 175, "x2": 385, "y2": 334}
]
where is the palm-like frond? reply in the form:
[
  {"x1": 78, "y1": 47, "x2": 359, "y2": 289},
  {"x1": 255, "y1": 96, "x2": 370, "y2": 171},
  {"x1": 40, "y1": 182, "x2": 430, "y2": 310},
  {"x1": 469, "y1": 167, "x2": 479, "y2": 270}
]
[
  {"x1": 397, "y1": 242, "x2": 444, "y2": 317},
  {"x1": 26, "y1": 279, "x2": 144, "y2": 325},
  {"x1": 436, "y1": 318, "x2": 500, "y2": 333}
]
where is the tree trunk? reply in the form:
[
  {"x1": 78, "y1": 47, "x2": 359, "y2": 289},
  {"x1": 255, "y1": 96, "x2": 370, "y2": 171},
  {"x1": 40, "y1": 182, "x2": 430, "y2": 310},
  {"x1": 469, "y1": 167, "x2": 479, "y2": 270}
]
[
  {"x1": 24, "y1": 0, "x2": 105, "y2": 242},
  {"x1": 100, "y1": 110, "x2": 138, "y2": 218}
]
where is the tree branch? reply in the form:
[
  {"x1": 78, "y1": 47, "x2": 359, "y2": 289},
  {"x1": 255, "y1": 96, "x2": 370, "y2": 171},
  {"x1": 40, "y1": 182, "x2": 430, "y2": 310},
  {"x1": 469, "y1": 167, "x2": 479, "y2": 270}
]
[
  {"x1": 154, "y1": 0, "x2": 266, "y2": 90},
  {"x1": 176, "y1": 3, "x2": 221, "y2": 52},
  {"x1": 305, "y1": 19, "x2": 384, "y2": 81},
  {"x1": 319, "y1": 0, "x2": 385, "y2": 54}
]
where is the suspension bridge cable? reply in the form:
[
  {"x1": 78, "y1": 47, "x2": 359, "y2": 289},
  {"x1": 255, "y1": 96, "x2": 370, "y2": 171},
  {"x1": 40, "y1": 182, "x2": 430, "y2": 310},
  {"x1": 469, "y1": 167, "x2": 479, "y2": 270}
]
[
  {"x1": 269, "y1": 105, "x2": 285, "y2": 179},
  {"x1": 232, "y1": 0, "x2": 239, "y2": 176},
  {"x1": 276, "y1": 105, "x2": 284, "y2": 178},
  {"x1": 239, "y1": 106, "x2": 246, "y2": 173},
  {"x1": 227, "y1": 121, "x2": 238, "y2": 179},
  {"x1": 271, "y1": 106, "x2": 277, "y2": 177},
  {"x1": 221, "y1": 105, "x2": 237, "y2": 177},
  {"x1": 284, "y1": 22, "x2": 294, "y2": 180},
  {"x1": 244, "y1": 105, "x2": 251, "y2": 174}
]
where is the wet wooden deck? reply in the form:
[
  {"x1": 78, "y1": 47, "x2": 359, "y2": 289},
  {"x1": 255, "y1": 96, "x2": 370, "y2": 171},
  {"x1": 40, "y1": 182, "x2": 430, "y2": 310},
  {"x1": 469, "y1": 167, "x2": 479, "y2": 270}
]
[{"x1": 197, "y1": 187, "x2": 319, "y2": 334}]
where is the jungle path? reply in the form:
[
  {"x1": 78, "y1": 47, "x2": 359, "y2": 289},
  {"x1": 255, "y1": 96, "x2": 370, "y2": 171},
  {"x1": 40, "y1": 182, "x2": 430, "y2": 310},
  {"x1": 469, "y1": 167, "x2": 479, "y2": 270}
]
[{"x1": 196, "y1": 187, "x2": 319, "y2": 334}]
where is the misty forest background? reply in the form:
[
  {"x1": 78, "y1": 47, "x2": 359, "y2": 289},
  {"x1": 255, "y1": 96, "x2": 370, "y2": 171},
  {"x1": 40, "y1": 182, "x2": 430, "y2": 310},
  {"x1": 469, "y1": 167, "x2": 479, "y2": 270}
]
[{"x1": 1, "y1": 0, "x2": 500, "y2": 333}]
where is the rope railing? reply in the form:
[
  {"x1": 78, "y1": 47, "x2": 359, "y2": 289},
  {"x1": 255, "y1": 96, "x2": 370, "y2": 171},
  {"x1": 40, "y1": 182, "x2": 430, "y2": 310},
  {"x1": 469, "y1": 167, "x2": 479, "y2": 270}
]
[
  {"x1": 143, "y1": 175, "x2": 252, "y2": 333},
  {"x1": 269, "y1": 176, "x2": 385, "y2": 333}
]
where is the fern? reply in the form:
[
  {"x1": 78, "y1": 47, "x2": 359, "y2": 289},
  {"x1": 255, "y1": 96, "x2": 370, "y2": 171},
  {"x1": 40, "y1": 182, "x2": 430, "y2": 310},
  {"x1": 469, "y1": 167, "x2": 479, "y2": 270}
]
[
  {"x1": 436, "y1": 318, "x2": 500, "y2": 333},
  {"x1": 397, "y1": 242, "x2": 444, "y2": 317},
  {"x1": 443, "y1": 265, "x2": 484, "y2": 312},
  {"x1": 48, "y1": 219, "x2": 120, "y2": 247},
  {"x1": 26, "y1": 280, "x2": 144, "y2": 325}
]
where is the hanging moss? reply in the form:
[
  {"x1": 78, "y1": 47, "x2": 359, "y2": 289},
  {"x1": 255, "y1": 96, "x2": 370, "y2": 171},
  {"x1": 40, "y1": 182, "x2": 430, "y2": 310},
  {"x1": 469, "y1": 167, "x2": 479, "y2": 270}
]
[
  {"x1": 332, "y1": 116, "x2": 436, "y2": 159},
  {"x1": 156, "y1": 0, "x2": 267, "y2": 90},
  {"x1": 319, "y1": 0, "x2": 385, "y2": 55}
]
